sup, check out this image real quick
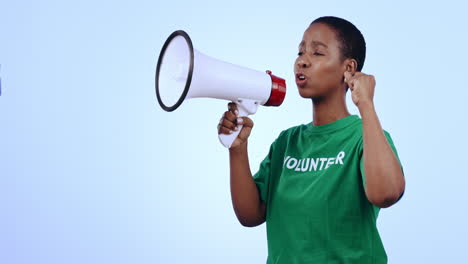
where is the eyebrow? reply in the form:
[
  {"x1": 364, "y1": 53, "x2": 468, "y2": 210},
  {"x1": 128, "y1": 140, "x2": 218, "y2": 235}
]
[{"x1": 298, "y1": 41, "x2": 328, "y2": 49}]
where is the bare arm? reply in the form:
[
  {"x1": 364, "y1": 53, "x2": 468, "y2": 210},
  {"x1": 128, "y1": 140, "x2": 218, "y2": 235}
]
[
  {"x1": 218, "y1": 102, "x2": 266, "y2": 226},
  {"x1": 360, "y1": 102, "x2": 405, "y2": 208},
  {"x1": 229, "y1": 142, "x2": 266, "y2": 227},
  {"x1": 345, "y1": 72, "x2": 406, "y2": 208}
]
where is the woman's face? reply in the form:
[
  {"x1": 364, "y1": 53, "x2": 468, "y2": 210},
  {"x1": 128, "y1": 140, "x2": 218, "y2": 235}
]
[{"x1": 294, "y1": 23, "x2": 347, "y2": 99}]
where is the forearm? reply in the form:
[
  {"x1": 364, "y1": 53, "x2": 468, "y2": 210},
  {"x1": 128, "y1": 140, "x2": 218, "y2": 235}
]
[
  {"x1": 229, "y1": 142, "x2": 266, "y2": 227},
  {"x1": 359, "y1": 102, "x2": 405, "y2": 208}
]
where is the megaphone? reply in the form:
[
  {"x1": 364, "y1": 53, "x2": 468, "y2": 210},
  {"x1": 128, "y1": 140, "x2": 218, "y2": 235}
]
[{"x1": 155, "y1": 30, "x2": 286, "y2": 148}]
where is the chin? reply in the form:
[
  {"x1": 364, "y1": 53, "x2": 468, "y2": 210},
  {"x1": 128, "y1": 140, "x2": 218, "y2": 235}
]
[{"x1": 297, "y1": 87, "x2": 322, "y2": 99}]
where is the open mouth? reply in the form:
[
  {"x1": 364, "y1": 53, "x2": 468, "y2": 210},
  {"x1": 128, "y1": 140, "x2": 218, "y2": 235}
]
[{"x1": 295, "y1": 73, "x2": 307, "y2": 86}]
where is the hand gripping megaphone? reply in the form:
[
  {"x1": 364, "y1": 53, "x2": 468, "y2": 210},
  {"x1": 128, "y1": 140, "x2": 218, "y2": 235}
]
[{"x1": 155, "y1": 30, "x2": 286, "y2": 148}]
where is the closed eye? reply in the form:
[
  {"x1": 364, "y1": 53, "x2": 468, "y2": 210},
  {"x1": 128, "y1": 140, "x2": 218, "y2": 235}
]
[{"x1": 298, "y1": 51, "x2": 323, "y2": 56}]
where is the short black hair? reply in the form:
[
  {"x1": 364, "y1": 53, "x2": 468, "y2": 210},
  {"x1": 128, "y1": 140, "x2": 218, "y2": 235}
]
[{"x1": 311, "y1": 16, "x2": 366, "y2": 72}]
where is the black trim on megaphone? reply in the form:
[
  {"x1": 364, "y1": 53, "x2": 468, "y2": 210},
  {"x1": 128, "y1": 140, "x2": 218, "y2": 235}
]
[{"x1": 155, "y1": 30, "x2": 194, "y2": 112}]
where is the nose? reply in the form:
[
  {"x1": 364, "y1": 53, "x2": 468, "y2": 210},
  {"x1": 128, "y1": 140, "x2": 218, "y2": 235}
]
[{"x1": 296, "y1": 58, "x2": 310, "y2": 68}]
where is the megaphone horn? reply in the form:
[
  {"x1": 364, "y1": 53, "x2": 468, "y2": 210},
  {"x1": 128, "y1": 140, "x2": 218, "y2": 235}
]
[{"x1": 155, "y1": 30, "x2": 287, "y2": 148}]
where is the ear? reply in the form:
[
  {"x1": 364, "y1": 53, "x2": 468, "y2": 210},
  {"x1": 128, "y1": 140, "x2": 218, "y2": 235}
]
[
  {"x1": 343, "y1": 58, "x2": 358, "y2": 92},
  {"x1": 344, "y1": 58, "x2": 358, "y2": 76}
]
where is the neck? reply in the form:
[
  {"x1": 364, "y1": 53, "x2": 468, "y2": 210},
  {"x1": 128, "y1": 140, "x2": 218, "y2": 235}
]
[{"x1": 311, "y1": 91, "x2": 350, "y2": 126}]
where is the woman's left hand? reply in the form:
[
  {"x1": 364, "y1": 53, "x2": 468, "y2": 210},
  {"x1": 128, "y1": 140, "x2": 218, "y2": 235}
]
[{"x1": 344, "y1": 71, "x2": 375, "y2": 108}]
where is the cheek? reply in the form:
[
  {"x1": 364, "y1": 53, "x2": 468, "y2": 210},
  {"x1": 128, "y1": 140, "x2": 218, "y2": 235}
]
[{"x1": 315, "y1": 60, "x2": 343, "y2": 81}]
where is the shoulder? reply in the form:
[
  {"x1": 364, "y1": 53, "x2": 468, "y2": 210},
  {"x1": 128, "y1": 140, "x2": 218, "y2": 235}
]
[
  {"x1": 267, "y1": 123, "x2": 309, "y2": 151},
  {"x1": 277, "y1": 123, "x2": 309, "y2": 140}
]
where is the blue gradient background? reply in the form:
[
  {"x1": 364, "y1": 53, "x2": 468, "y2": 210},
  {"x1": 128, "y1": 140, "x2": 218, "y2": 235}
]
[{"x1": 1, "y1": 0, "x2": 467, "y2": 263}]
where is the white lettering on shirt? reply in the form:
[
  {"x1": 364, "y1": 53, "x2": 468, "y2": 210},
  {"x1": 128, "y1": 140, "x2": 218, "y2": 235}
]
[
  {"x1": 286, "y1": 158, "x2": 298, "y2": 169},
  {"x1": 283, "y1": 151, "x2": 346, "y2": 172}
]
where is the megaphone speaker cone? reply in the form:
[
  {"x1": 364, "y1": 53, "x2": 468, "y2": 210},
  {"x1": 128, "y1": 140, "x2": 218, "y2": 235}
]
[{"x1": 155, "y1": 30, "x2": 194, "y2": 112}]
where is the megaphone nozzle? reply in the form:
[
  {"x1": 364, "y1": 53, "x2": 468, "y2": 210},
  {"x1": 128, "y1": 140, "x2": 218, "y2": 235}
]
[{"x1": 264, "y1": 71, "x2": 287, "y2": 106}]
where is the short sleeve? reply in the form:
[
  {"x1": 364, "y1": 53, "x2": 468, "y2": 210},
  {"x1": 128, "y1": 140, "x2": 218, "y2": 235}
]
[
  {"x1": 253, "y1": 140, "x2": 277, "y2": 205},
  {"x1": 360, "y1": 131, "x2": 404, "y2": 187}
]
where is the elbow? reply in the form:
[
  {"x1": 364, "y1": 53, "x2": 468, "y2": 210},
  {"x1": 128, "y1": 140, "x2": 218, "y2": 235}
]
[
  {"x1": 237, "y1": 214, "x2": 265, "y2": 227},
  {"x1": 368, "y1": 184, "x2": 406, "y2": 208},
  {"x1": 235, "y1": 209, "x2": 266, "y2": 227},
  {"x1": 367, "y1": 172, "x2": 406, "y2": 208},
  {"x1": 234, "y1": 202, "x2": 266, "y2": 227},
  {"x1": 369, "y1": 194, "x2": 401, "y2": 208},
  {"x1": 239, "y1": 219, "x2": 261, "y2": 227},
  {"x1": 238, "y1": 218, "x2": 265, "y2": 227}
]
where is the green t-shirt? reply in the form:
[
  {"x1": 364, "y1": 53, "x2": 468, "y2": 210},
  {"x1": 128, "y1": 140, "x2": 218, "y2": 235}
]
[{"x1": 253, "y1": 115, "x2": 402, "y2": 264}]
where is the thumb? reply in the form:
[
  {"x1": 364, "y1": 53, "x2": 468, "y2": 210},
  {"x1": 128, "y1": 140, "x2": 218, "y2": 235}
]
[
  {"x1": 237, "y1": 116, "x2": 254, "y2": 141},
  {"x1": 344, "y1": 71, "x2": 352, "y2": 83},
  {"x1": 237, "y1": 116, "x2": 253, "y2": 128}
]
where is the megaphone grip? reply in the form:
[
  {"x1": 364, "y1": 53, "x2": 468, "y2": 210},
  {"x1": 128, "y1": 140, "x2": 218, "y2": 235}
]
[
  {"x1": 219, "y1": 124, "x2": 244, "y2": 149},
  {"x1": 218, "y1": 100, "x2": 256, "y2": 148}
]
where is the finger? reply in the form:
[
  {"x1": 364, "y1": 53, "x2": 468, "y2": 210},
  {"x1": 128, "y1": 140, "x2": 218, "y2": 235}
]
[
  {"x1": 218, "y1": 120, "x2": 236, "y2": 133},
  {"x1": 353, "y1": 72, "x2": 365, "y2": 78},
  {"x1": 344, "y1": 71, "x2": 365, "y2": 82},
  {"x1": 237, "y1": 116, "x2": 254, "y2": 128},
  {"x1": 218, "y1": 117, "x2": 231, "y2": 133},
  {"x1": 352, "y1": 72, "x2": 366, "y2": 82},
  {"x1": 224, "y1": 111, "x2": 237, "y2": 123},
  {"x1": 228, "y1": 102, "x2": 239, "y2": 116},
  {"x1": 218, "y1": 126, "x2": 234, "y2": 135},
  {"x1": 349, "y1": 72, "x2": 366, "y2": 88},
  {"x1": 346, "y1": 77, "x2": 355, "y2": 90},
  {"x1": 221, "y1": 117, "x2": 237, "y2": 131}
]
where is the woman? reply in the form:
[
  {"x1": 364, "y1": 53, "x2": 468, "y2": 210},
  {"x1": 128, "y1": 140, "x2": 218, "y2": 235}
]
[{"x1": 218, "y1": 16, "x2": 405, "y2": 263}]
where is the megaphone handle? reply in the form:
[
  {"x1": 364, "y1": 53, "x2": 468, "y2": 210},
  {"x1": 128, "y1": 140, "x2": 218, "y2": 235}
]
[{"x1": 218, "y1": 100, "x2": 258, "y2": 148}]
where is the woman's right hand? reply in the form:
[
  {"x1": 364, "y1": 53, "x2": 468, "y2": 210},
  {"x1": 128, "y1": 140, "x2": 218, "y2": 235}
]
[{"x1": 217, "y1": 102, "x2": 254, "y2": 149}]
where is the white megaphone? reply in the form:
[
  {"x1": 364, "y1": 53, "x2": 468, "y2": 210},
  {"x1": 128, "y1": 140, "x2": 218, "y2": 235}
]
[{"x1": 155, "y1": 30, "x2": 286, "y2": 148}]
